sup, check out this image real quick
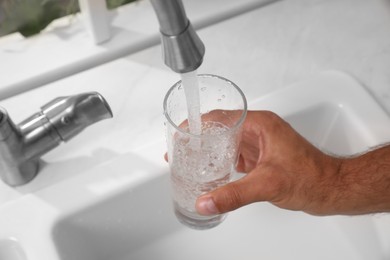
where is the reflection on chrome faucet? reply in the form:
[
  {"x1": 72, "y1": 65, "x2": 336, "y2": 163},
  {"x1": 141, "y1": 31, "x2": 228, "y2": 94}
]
[
  {"x1": 0, "y1": 92, "x2": 113, "y2": 186},
  {"x1": 150, "y1": 0, "x2": 205, "y2": 73}
]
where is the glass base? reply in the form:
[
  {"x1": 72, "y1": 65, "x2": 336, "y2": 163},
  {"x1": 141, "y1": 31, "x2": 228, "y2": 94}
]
[{"x1": 174, "y1": 205, "x2": 227, "y2": 230}]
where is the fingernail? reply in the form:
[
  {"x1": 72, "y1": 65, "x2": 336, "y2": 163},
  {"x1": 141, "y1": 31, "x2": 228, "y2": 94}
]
[{"x1": 196, "y1": 196, "x2": 219, "y2": 215}]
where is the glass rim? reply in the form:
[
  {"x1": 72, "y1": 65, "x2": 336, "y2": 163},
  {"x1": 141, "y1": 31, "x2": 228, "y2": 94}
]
[{"x1": 163, "y1": 74, "x2": 248, "y2": 138}]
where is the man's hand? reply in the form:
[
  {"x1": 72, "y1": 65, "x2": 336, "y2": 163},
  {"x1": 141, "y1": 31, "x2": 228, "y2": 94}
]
[{"x1": 196, "y1": 111, "x2": 390, "y2": 216}]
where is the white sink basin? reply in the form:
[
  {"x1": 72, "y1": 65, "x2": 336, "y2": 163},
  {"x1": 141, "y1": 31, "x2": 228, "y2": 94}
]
[{"x1": 0, "y1": 71, "x2": 389, "y2": 260}]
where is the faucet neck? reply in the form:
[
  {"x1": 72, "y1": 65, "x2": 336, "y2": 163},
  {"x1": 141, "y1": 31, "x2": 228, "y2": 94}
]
[
  {"x1": 0, "y1": 110, "x2": 40, "y2": 186},
  {"x1": 0, "y1": 109, "x2": 14, "y2": 141},
  {"x1": 150, "y1": 0, "x2": 188, "y2": 36},
  {"x1": 150, "y1": 0, "x2": 205, "y2": 73}
]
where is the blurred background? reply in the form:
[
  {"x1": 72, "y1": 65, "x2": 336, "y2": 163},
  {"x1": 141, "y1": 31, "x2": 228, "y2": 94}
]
[{"x1": 0, "y1": 0, "x2": 137, "y2": 37}]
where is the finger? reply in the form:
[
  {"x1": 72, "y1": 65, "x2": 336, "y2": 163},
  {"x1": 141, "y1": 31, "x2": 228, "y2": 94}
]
[
  {"x1": 201, "y1": 110, "x2": 244, "y2": 127},
  {"x1": 236, "y1": 142, "x2": 260, "y2": 173},
  {"x1": 164, "y1": 153, "x2": 168, "y2": 162},
  {"x1": 196, "y1": 173, "x2": 263, "y2": 215},
  {"x1": 196, "y1": 164, "x2": 284, "y2": 215},
  {"x1": 236, "y1": 154, "x2": 246, "y2": 173}
]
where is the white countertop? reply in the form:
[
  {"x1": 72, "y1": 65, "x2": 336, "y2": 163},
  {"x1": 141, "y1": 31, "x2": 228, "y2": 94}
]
[
  {"x1": 0, "y1": 0, "x2": 277, "y2": 99},
  {"x1": 0, "y1": 0, "x2": 389, "y2": 209},
  {"x1": 129, "y1": 0, "x2": 390, "y2": 114}
]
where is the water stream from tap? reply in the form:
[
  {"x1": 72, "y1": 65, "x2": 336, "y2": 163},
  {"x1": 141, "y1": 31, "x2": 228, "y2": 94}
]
[{"x1": 181, "y1": 71, "x2": 202, "y2": 136}]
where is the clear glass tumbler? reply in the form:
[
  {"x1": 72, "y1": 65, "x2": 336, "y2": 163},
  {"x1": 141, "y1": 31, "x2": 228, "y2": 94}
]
[{"x1": 163, "y1": 74, "x2": 247, "y2": 230}]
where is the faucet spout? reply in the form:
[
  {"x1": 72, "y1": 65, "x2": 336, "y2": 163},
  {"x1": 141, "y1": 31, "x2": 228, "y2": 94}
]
[
  {"x1": 150, "y1": 0, "x2": 205, "y2": 73},
  {"x1": 0, "y1": 92, "x2": 113, "y2": 186}
]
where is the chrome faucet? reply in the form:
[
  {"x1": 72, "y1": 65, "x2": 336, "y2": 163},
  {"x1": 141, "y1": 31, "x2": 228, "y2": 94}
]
[
  {"x1": 150, "y1": 0, "x2": 205, "y2": 73},
  {"x1": 0, "y1": 92, "x2": 113, "y2": 186}
]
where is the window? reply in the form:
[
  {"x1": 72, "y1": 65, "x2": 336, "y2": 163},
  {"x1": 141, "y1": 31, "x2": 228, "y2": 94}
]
[{"x1": 0, "y1": 0, "x2": 137, "y2": 37}]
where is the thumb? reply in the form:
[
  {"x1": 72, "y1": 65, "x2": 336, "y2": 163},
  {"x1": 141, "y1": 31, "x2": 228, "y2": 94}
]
[{"x1": 196, "y1": 172, "x2": 269, "y2": 215}]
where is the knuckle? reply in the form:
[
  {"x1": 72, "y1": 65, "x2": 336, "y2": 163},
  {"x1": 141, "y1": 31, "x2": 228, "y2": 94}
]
[
  {"x1": 252, "y1": 111, "x2": 284, "y2": 131},
  {"x1": 261, "y1": 111, "x2": 280, "y2": 122}
]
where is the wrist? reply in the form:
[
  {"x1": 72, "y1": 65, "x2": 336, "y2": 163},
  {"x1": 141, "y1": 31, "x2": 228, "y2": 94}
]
[
  {"x1": 334, "y1": 148, "x2": 390, "y2": 215},
  {"x1": 306, "y1": 154, "x2": 345, "y2": 215}
]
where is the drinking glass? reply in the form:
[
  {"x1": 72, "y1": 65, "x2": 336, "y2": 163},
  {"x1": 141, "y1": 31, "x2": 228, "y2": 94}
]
[{"x1": 163, "y1": 74, "x2": 247, "y2": 230}]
